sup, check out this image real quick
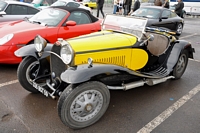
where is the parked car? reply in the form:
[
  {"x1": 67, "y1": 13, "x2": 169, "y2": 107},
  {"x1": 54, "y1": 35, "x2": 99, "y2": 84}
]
[
  {"x1": 38, "y1": 0, "x2": 92, "y2": 13},
  {"x1": 131, "y1": 6, "x2": 184, "y2": 35},
  {"x1": 82, "y1": 0, "x2": 97, "y2": 9},
  {"x1": 0, "y1": 6, "x2": 101, "y2": 64},
  {"x1": 140, "y1": 2, "x2": 155, "y2": 7},
  {"x1": 15, "y1": 15, "x2": 194, "y2": 129},
  {"x1": 169, "y1": 4, "x2": 186, "y2": 18},
  {"x1": 0, "y1": 0, "x2": 40, "y2": 22}
]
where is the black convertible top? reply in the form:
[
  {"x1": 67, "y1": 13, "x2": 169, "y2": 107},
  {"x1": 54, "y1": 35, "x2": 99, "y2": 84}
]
[{"x1": 49, "y1": 6, "x2": 98, "y2": 22}]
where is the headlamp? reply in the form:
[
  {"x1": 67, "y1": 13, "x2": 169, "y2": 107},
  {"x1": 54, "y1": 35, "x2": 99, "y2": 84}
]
[{"x1": 34, "y1": 35, "x2": 47, "y2": 52}]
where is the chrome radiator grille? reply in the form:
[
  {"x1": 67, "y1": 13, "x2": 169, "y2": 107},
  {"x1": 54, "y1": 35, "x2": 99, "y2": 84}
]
[{"x1": 50, "y1": 45, "x2": 67, "y2": 78}]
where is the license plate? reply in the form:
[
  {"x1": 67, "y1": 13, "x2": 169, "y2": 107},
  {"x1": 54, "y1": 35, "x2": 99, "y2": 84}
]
[{"x1": 33, "y1": 82, "x2": 49, "y2": 97}]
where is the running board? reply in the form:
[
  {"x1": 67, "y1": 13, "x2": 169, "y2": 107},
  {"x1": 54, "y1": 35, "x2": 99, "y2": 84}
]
[{"x1": 107, "y1": 76, "x2": 174, "y2": 90}]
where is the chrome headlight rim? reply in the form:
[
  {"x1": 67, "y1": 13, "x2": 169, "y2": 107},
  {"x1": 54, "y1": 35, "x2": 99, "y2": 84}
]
[
  {"x1": 60, "y1": 42, "x2": 74, "y2": 65},
  {"x1": 0, "y1": 34, "x2": 14, "y2": 45},
  {"x1": 34, "y1": 35, "x2": 47, "y2": 52}
]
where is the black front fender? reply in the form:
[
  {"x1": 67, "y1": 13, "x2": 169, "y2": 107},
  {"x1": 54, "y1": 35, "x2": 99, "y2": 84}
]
[
  {"x1": 61, "y1": 64, "x2": 132, "y2": 84},
  {"x1": 14, "y1": 43, "x2": 54, "y2": 58}
]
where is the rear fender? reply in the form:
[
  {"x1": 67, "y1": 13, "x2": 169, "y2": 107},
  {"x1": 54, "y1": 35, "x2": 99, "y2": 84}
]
[
  {"x1": 61, "y1": 64, "x2": 132, "y2": 84},
  {"x1": 14, "y1": 43, "x2": 54, "y2": 59}
]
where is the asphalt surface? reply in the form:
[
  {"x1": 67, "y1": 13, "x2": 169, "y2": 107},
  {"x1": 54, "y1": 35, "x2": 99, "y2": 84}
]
[{"x1": 0, "y1": 6, "x2": 200, "y2": 133}]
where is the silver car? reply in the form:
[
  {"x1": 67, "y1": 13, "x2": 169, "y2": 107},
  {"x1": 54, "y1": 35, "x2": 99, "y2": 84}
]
[
  {"x1": 0, "y1": 0, "x2": 40, "y2": 22},
  {"x1": 38, "y1": 0, "x2": 92, "y2": 13}
]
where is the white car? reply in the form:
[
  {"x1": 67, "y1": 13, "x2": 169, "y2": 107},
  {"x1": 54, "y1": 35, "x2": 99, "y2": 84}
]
[
  {"x1": 38, "y1": 0, "x2": 92, "y2": 13},
  {"x1": 0, "y1": 0, "x2": 40, "y2": 22}
]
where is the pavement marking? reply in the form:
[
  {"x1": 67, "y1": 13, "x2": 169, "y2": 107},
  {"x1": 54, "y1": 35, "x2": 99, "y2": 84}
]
[
  {"x1": 0, "y1": 80, "x2": 19, "y2": 88},
  {"x1": 137, "y1": 83, "x2": 200, "y2": 133},
  {"x1": 179, "y1": 33, "x2": 197, "y2": 39},
  {"x1": 190, "y1": 58, "x2": 200, "y2": 63}
]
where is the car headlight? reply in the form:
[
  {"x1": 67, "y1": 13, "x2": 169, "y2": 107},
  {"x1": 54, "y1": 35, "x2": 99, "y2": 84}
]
[
  {"x1": 0, "y1": 34, "x2": 14, "y2": 45},
  {"x1": 60, "y1": 42, "x2": 73, "y2": 65},
  {"x1": 34, "y1": 35, "x2": 47, "y2": 52}
]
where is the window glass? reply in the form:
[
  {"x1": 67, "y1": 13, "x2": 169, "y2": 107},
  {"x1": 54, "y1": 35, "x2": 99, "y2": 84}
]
[
  {"x1": 7, "y1": 5, "x2": 28, "y2": 15},
  {"x1": 0, "y1": 1, "x2": 7, "y2": 11},
  {"x1": 29, "y1": 8, "x2": 67, "y2": 26},
  {"x1": 171, "y1": 11, "x2": 177, "y2": 17},
  {"x1": 162, "y1": 10, "x2": 171, "y2": 18},
  {"x1": 28, "y1": 7, "x2": 39, "y2": 14},
  {"x1": 68, "y1": 11, "x2": 91, "y2": 25},
  {"x1": 66, "y1": 2, "x2": 80, "y2": 8},
  {"x1": 133, "y1": 8, "x2": 161, "y2": 19},
  {"x1": 5, "y1": 5, "x2": 11, "y2": 14}
]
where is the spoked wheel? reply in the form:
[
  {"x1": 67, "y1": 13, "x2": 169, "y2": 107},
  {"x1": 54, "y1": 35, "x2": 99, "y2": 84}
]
[
  {"x1": 172, "y1": 50, "x2": 188, "y2": 79},
  {"x1": 17, "y1": 56, "x2": 39, "y2": 93},
  {"x1": 176, "y1": 23, "x2": 183, "y2": 35},
  {"x1": 58, "y1": 81, "x2": 110, "y2": 129}
]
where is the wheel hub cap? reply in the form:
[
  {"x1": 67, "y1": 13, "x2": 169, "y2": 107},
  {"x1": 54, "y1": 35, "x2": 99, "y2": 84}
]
[
  {"x1": 70, "y1": 90, "x2": 103, "y2": 122},
  {"x1": 85, "y1": 104, "x2": 93, "y2": 111}
]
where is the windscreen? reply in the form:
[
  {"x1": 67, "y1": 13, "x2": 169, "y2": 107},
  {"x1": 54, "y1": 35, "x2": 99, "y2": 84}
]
[
  {"x1": 102, "y1": 15, "x2": 147, "y2": 40},
  {"x1": 0, "y1": 1, "x2": 7, "y2": 11}
]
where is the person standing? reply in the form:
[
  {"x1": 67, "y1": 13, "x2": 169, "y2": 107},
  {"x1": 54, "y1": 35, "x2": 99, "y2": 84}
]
[
  {"x1": 113, "y1": 0, "x2": 119, "y2": 14},
  {"x1": 118, "y1": 0, "x2": 123, "y2": 15},
  {"x1": 162, "y1": 0, "x2": 169, "y2": 8},
  {"x1": 128, "y1": 0, "x2": 140, "y2": 15},
  {"x1": 96, "y1": 0, "x2": 105, "y2": 18},
  {"x1": 123, "y1": 0, "x2": 132, "y2": 15},
  {"x1": 175, "y1": 0, "x2": 184, "y2": 17}
]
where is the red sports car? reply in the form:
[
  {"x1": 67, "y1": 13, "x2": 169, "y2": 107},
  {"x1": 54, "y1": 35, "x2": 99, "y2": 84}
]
[{"x1": 0, "y1": 6, "x2": 101, "y2": 64}]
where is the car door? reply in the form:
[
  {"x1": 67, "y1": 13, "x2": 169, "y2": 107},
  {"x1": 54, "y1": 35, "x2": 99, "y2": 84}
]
[
  {"x1": 153, "y1": 10, "x2": 176, "y2": 30},
  {"x1": 57, "y1": 11, "x2": 97, "y2": 39},
  {"x1": 4, "y1": 4, "x2": 37, "y2": 22}
]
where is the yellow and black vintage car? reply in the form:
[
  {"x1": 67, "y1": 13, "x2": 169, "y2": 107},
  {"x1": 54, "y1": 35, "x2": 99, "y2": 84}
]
[{"x1": 15, "y1": 15, "x2": 195, "y2": 129}]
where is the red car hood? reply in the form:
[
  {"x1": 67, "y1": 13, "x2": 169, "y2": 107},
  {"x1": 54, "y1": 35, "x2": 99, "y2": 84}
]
[{"x1": 0, "y1": 21, "x2": 46, "y2": 38}]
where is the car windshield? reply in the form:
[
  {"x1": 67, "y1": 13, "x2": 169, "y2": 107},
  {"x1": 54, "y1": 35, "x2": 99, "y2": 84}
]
[
  {"x1": 29, "y1": 8, "x2": 67, "y2": 26},
  {"x1": 0, "y1": 1, "x2": 7, "y2": 11},
  {"x1": 51, "y1": 1, "x2": 67, "y2": 6},
  {"x1": 132, "y1": 8, "x2": 161, "y2": 19},
  {"x1": 102, "y1": 15, "x2": 147, "y2": 40}
]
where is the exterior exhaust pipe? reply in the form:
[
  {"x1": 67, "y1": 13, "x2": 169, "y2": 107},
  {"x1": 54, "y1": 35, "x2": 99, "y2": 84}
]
[
  {"x1": 107, "y1": 76, "x2": 175, "y2": 90},
  {"x1": 145, "y1": 76, "x2": 174, "y2": 86}
]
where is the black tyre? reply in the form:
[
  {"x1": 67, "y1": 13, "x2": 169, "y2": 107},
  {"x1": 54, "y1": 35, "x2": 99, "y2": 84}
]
[
  {"x1": 17, "y1": 56, "x2": 39, "y2": 93},
  {"x1": 172, "y1": 50, "x2": 188, "y2": 79},
  {"x1": 176, "y1": 23, "x2": 183, "y2": 35},
  {"x1": 58, "y1": 81, "x2": 110, "y2": 129}
]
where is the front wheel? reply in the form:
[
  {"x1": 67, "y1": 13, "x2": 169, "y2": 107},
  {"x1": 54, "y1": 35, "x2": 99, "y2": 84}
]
[
  {"x1": 58, "y1": 81, "x2": 110, "y2": 129},
  {"x1": 176, "y1": 23, "x2": 183, "y2": 35},
  {"x1": 172, "y1": 50, "x2": 188, "y2": 79},
  {"x1": 17, "y1": 56, "x2": 39, "y2": 93}
]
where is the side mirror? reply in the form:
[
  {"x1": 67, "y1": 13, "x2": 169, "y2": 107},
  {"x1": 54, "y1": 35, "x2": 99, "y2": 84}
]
[
  {"x1": 65, "y1": 20, "x2": 76, "y2": 26},
  {"x1": 0, "y1": 11, "x2": 6, "y2": 17},
  {"x1": 159, "y1": 16, "x2": 168, "y2": 22},
  {"x1": 161, "y1": 17, "x2": 168, "y2": 19}
]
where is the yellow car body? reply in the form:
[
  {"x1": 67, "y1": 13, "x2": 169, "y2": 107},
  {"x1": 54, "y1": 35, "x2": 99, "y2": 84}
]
[
  {"x1": 82, "y1": 0, "x2": 97, "y2": 8},
  {"x1": 67, "y1": 30, "x2": 148, "y2": 70}
]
